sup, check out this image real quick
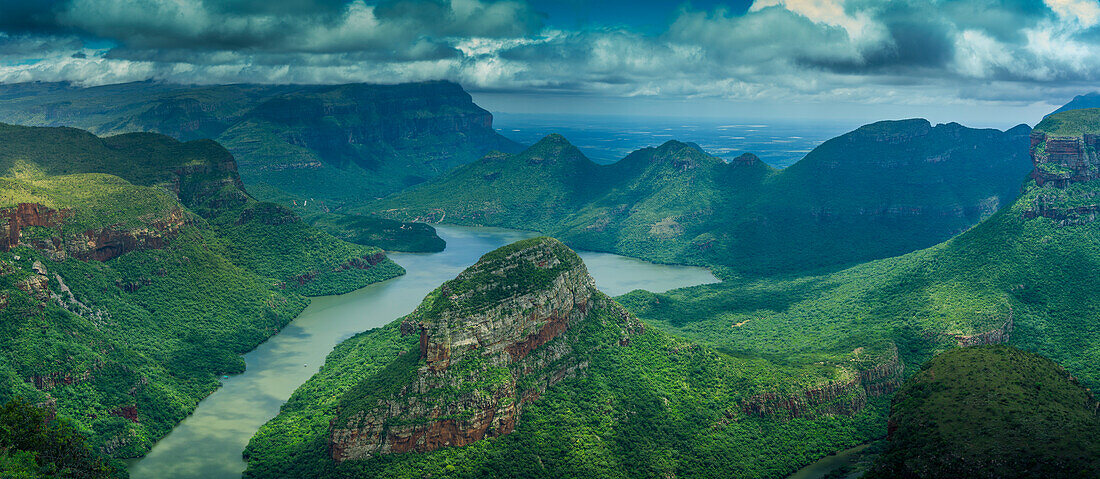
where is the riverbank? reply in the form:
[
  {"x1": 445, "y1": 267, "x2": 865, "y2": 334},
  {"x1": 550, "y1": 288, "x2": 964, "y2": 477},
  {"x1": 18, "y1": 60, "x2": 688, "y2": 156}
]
[{"x1": 128, "y1": 225, "x2": 717, "y2": 478}]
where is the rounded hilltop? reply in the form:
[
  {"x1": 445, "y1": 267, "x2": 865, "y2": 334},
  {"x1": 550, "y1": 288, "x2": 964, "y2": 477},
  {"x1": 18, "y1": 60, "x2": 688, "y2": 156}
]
[{"x1": 866, "y1": 345, "x2": 1100, "y2": 479}]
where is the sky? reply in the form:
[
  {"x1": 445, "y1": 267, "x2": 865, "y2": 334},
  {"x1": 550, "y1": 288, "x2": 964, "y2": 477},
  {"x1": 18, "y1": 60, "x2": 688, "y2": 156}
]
[{"x1": 1, "y1": 0, "x2": 1100, "y2": 127}]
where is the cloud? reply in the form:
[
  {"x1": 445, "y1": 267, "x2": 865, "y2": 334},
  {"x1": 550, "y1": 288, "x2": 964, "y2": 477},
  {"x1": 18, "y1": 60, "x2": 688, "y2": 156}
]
[
  {"x1": 1, "y1": 0, "x2": 1100, "y2": 112},
  {"x1": 1045, "y1": 0, "x2": 1100, "y2": 28}
]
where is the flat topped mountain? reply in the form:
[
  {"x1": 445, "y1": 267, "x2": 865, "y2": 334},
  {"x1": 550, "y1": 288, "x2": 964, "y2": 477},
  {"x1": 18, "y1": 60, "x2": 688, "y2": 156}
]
[
  {"x1": 372, "y1": 119, "x2": 1032, "y2": 275},
  {"x1": 0, "y1": 80, "x2": 520, "y2": 207},
  {"x1": 330, "y1": 237, "x2": 640, "y2": 461},
  {"x1": 1025, "y1": 109, "x2": 1100, "y2": 223}
]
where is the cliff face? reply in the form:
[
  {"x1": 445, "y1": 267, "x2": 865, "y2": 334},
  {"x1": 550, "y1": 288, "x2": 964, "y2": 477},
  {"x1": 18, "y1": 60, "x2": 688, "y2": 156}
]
[
  {"x1": 1024, "y1": 111, "x2": 1100, "y2": 224},
  {"x1": 0, "y1": 203, "x2": 186, "y2": 261},
  {"x1": 250, "y1": 83, "x2": 502, "y2": 171},
  {"x1": 329, "y1": 237, "x2": 641, "y2": 462},
  {"x1": 739, "y1": 345, "x2": 905, "y2": 418},
  {"x1": 166, "y1": 142, "x2": 251, "y2": 214},
  {"x1": 1029, "y1": 131, "x2": 1100, "y2": 187}
]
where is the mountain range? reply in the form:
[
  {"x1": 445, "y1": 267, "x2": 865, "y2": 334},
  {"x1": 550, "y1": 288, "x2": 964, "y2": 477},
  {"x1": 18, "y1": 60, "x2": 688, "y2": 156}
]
[
  {"x1": 0, "y1": 81, "x2": 522, "y2": 252},
  {"x1": 370, "y1": 119, "x2": 1033, "y2": 276},
  {"x1": 238, "y1": 107, "x2": 1100, "y2": 479}
]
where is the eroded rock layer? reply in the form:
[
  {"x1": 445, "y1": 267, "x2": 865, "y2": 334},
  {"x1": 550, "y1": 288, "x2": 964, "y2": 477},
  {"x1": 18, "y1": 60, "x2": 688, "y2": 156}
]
[
  {"x1": 329, "y1": 237, "x2": 641, "y2": 462},
  {"x1": 1025, "y1": 128, "x2": 1100, "y2": 224},
  {"x1": 0, "y1": 202, "x2": 186, "y2": 261},
  {"x1": 739, "y1": 345, "x2": 905, "y2": 418}
]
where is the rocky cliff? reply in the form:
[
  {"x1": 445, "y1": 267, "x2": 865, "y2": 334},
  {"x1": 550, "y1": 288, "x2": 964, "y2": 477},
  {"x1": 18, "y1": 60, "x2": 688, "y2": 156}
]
[
  {"x1": 328, "y1": 237, "x2": 641, "y2": 462},
  {"x1": 0, "y1": 202, "x2": 187, "y2": 261},
  {"x1": 1023, "y1": 109, "x2": 1100, "y2": 224},
  {"x1": 1029, "y1": 131, "x2": 1100, "y2": 187},
  {"x1": 739, "y1": 345, "x2": 905, "y2": 418}
]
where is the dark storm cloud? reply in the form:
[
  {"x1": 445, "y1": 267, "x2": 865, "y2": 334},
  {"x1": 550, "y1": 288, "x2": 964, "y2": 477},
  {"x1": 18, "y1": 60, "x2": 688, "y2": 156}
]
[
  {"x1": 0, "y1": 0, "x2": 69, "y2": 34},
  {"x1": 800, "y1": 16, "x2": 956, "y2": 73}
]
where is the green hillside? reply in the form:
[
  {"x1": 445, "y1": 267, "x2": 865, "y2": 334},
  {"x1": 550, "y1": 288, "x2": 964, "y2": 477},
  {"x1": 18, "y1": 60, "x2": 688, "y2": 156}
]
[
  {"x1": 234, "y1": 108, "x2": 1100, "y2": 478},
  {"x1": 0, "y1": 81, "x2": 522, "y2": 252},
  {"x1": 866, "y1": 345, "x2": 1100, "y2": 478},
  {"x1": 245, "y1": 239, "x2": 895, "y2": 479},
  {"x1": 0, "y1": 125, "x2": 402, "y2": 461},
  {"x1": 620, "y1": 110, "x2": 1100, "y2": 406},
  {"x1": 371, "y1": 120, "x2": 1032, "y2": 276}
]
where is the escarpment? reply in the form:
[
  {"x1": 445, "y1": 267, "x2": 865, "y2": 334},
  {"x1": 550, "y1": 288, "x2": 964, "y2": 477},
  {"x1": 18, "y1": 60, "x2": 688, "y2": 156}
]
[
  {"x1": 0, "y1": 202, "x2": 187, "y2": 261},
  {"x1": 952, "y1": 309, "x2": 1013, "y2": 347},
  {"x1": 739, "y1": 345, "x2": 905, "y2": 418},
  {"x1": 328, "y1": 237, "x2": 642, "y2": 462},
  {"x1": 1029, "y1": 131, "x2": 1100, "y2": 187},
  {"x1": 1023, "y1": 110, "x2": 1100, "y2": 224}
]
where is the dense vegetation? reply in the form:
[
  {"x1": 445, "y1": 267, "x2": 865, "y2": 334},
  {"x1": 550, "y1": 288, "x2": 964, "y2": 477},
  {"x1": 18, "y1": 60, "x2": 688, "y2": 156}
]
[
  {"x1": 618, "y1": 109, "x2": 1100, "y2": 391},
  {"x1": 0, "y1": 81, "x2": 521, "y2": 252},
  {"x1": 247, "y1": 183, "x2": 445, "y2": 252},
  {"x1": 0, "y1": 397, "x2": 120, "y2": 478},
  {"x1": 0, "y1": 124, "x2": 402, "y2": 461},
  {"x1": 245, "y1": 243, "x2": 890, "y2": 478},
  {"x1": 370, "y1": 120, "x2": 1032, "y2": 277},
  {"x1": 866, "y1": 345, "x2": 1100, "y2": 478},
  {"x1": 0, "y1": 123, "x2": 404, "y2": 295},
  {"x1": 243, "y1": 108, "x2": 1100, "y2": 477}
]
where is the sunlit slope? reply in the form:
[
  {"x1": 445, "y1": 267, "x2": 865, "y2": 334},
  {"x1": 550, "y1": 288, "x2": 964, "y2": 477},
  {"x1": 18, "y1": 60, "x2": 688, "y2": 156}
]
[
  {"x1": 245, "y1": 238, "x2": 899, "y2": 479},
  {"x1": 0, "y1": 125, "x2": 402, "y2": 459}
]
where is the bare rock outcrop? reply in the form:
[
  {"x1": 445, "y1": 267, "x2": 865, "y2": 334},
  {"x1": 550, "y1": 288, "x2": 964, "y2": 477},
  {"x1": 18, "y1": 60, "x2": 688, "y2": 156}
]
[
  {"x1": 1023, "y1": 131, "x2": 1100, "y2": 223},
  {"x1": 1029, "y1": 132, "x2": 1100, "y2": 187}
]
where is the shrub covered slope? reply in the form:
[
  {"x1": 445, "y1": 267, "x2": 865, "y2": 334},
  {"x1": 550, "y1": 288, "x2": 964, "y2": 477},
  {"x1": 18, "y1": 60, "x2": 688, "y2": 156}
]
[
  {"x1": 866, "y1": 345, "x2": 1100, "y2": 479},
  {"x1": 245, "y1": 239, "x2": 899, "y2": 479},
  {"x1": 0, "y1": 123, "x2": 402, "y2": 460},
  {"x1": 0, "y1": 80, "x2": 523, "y2": 252}
]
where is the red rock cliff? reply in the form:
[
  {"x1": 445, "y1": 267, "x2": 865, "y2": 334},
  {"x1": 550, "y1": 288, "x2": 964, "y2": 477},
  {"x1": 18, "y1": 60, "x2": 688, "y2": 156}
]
[{"x1": 328, "y1": 237, "x2": 641, "y2": 462}]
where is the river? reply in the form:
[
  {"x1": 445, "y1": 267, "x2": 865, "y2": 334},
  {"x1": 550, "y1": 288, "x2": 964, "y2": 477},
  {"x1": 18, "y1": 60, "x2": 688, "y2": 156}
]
[{"x1": 128, "y1": 225, "x2": 718, "y2": 478}]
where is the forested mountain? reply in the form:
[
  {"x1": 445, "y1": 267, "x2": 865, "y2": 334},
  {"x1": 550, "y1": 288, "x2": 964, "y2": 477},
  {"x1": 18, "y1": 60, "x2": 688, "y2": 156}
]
[
  {"x1": 0, "y1": 81, "x2": 522, "y2": 251},
  {"x1": 372, "y1": 119, "x2": 1032, "y2": 276},
  {"x1": 621, "y1": 108, "x2": 1100, "y2": 426},
  {"x1": 244, "y1": 238, "x2": 894, "y2": 478},
  {"x1": 0, "y1": 123, "x2": 402, "y2": 460},
  {"x1": 240, "y1": 108, "x2": 1100, "y2": 478}
]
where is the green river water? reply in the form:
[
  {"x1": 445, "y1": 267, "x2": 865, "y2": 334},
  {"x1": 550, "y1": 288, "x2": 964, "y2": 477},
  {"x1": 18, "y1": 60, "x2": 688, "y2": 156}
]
[{"x1": 128, "y1": 225, "x2": 719, "y2": 478}]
